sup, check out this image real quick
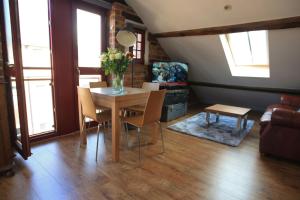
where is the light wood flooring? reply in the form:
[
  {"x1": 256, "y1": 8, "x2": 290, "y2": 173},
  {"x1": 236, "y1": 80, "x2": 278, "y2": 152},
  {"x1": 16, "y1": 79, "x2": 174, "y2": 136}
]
[{"x1": 1, "y1": 108, "x2": 300, "y2": 200}]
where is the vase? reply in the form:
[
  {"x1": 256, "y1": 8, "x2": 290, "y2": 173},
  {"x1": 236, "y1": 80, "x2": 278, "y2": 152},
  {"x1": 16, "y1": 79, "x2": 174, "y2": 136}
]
[{"x1": 111, "y1": 73, "x2": 124, "y2": 94}]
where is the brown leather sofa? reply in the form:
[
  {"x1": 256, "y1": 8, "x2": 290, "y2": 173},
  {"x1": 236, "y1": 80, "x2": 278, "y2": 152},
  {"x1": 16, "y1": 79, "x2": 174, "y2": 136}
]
[{"x1": 259, "y1": 95, "x2": 300, "y2": 162}]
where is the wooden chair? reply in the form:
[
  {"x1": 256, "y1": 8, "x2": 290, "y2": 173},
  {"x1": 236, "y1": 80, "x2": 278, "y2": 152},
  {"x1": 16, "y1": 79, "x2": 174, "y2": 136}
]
[
  {"x1": 122, "y1": 89, "x2": 167, "y2": 161},
  {"x1": 77, "y1": 87, "x2": 111, "y2": 162},
  {"x1": 89, "y1": 81, "x2": 107, "y2": 88},
  {"x1": 89, "y1": 81, "x2": 110, "y2": 126},
  {"x1": 125, "y1": 82, "x2": 160, "y2": 113}
]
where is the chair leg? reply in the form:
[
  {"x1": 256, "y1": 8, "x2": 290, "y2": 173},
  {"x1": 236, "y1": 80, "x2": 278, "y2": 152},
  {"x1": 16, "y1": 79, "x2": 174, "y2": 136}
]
[
  {"x1": 125, "y1": 122, "x2": 129, "y2": 148},
  {"x1": 157, "y1": 121, "x2": 165, "y2": 153},
  {"x1": 102, "y1": 122, "x2": 106, "y2": 141},
  {"x1": 137, "y1": 128, "x2": 141, "y2": 161},
  {"x1": 95, "y1": 124, "x2": 101, "y2": 162},
  {"x1": 81, "y1": 117, "x2": 86, "y2": 133}
]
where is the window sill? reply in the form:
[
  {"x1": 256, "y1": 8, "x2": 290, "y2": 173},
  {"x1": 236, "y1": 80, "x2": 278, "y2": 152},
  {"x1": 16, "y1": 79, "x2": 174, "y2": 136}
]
[{"x1": 229, "y1": 65, "x2": 270, "y2": 78}]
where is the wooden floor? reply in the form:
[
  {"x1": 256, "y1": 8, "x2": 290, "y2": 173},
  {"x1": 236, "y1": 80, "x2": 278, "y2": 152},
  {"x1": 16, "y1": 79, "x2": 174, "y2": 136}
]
[{"x1": 1, "y1": 108, "x2": 300, "y2": 200}]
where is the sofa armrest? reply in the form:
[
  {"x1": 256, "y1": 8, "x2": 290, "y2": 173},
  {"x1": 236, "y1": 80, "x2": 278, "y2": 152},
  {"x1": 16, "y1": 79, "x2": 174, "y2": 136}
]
[
  {"x1": 280, "y1": 94, "x2": 300, "y2": 108},
  {"x1": 271, "y1": 108, "x2": 300, "y2": 129}
]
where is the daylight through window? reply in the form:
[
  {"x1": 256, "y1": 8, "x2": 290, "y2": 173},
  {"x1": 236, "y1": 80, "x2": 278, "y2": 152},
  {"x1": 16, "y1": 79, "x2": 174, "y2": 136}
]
[{"x1": 220, "y1": 30, "x2": 270, "y2": 78}]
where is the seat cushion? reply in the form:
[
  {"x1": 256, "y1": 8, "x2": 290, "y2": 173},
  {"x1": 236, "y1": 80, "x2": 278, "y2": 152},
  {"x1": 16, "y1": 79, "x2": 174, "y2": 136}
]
[
  {"x1": 266, "y1": 104, "x2": 295, "y2": 112},
  {"x1": 260, "y1": 111, "x2": 272, "y2": 123}
]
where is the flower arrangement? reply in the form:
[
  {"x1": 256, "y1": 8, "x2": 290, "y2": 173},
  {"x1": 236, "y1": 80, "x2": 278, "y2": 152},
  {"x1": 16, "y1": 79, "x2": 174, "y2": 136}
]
[
  {"x1": 101, "y1": 48, "x2": 133, "y2": 93},
  {"x1": 101, "y1": 48, "x2": 133, "y2": 76}
]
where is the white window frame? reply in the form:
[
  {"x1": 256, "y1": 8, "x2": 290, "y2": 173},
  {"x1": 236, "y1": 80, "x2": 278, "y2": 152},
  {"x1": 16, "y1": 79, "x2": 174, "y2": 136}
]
[{"x1": 220, "y1": 30, "x2": 270, "y2": 78}]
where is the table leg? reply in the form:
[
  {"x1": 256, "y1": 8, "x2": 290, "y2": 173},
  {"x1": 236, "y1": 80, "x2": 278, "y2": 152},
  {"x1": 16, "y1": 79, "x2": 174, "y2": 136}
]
[
  {"x1": 216, "y1": 113, "x2": 220, "y2": 123},
  {"x1": 236, "y1": 116, "x2": 242, "y2": 132},
  {"x1": 112, "y1": 104, "x2": 120, "y2": 162},
  {"x1": 206, "y1": 112, "x2": 210, "y2": 127},
  {"x1": 78, "y1": 101, "x2": 87, "y2": 147},
  {"x1": 243, "y1": 115, "x2": 248, "y2": 129}
]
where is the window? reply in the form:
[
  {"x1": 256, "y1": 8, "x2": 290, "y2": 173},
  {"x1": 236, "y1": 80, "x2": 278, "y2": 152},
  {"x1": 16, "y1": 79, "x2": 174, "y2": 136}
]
[
  {"x1": 130, "y1": 28, "x2": 145, "y2": 64},
  {"x1": 220, "y1": 30, "x2": 270, "y2": 78},
  {"x1": 77, "y1": 9, "x2": 102, "y2": 68},
  {"x1": 18, "y1": 0, "x2": 55, "y2": 136}
]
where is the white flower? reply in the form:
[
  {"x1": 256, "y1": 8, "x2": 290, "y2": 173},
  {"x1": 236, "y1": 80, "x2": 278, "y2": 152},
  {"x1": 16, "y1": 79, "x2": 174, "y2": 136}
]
[
  {"x1": 101, "y1": 54, "x2": 107, "y2": 62},
  {"x1": 115, "y1": 52, "x2": 122, "y2": 60},
  {"x1": 109, "y1": 53, "x2": 115, "y2": 60}
]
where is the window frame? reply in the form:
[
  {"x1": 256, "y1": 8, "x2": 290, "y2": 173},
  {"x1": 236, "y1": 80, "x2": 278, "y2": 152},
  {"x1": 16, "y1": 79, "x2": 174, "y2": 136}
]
[
  {"x1": 72, "y1": 1, "x2": 107, "y2": 86},
  {"x1": 220, "y1": 30, "x2": 270, "y2": 78},
  {"x1": 129, "y1": 27, "x2": 145, "y2": 64}
]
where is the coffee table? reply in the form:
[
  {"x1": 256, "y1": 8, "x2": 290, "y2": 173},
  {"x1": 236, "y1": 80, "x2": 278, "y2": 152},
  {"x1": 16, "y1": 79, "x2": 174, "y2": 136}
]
[{"x1": 204, "y1": 104, "x2": 251, "y2": 131}]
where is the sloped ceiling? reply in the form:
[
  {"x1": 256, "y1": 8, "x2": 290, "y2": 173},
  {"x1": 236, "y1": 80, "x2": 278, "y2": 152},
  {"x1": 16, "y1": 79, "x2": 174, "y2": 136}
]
[
  {"x1": 126, "y1": 0, "x2": 300, "y2": 110},
  {"x1": 126, "y1": 0, "x2": 300, "y2": 33}
]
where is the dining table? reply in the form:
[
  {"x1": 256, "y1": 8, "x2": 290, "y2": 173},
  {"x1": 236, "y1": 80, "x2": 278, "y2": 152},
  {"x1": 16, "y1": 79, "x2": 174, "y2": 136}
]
[{"x1": 78, "y1": 87, "x2": 159, "y2": 162}]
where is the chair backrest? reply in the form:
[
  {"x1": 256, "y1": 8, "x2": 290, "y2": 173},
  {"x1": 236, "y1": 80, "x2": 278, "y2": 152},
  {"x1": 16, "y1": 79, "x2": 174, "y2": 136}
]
[
  {"x1": 89, "y1": 81, "x2": 107, "y2": 88},
  {"x1": 142, "y1": 89, "x2": 166, "y2": 125},
  {"x1": 142, "y1": 82, "x2": 159, "y2": 91},
  {"x1": 77, "y1": 87, "x2": 97, "y2": 121}
]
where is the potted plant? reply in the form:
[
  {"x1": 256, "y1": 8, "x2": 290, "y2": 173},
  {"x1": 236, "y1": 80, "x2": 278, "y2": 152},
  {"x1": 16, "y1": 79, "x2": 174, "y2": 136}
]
[{"x1": 101, "y1": 48, "x2": 133, "y2": 94}]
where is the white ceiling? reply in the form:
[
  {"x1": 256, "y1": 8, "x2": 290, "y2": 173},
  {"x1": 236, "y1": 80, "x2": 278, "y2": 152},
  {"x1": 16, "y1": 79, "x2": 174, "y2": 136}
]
[{"x1": 126, "y1": 0, "x2": 300, "y2": 33}]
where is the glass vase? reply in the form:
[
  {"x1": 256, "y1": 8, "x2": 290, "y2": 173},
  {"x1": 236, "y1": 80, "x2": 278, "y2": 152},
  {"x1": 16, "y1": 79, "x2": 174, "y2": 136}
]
[{"x1": 111, "y1": 73, "x2": 124, "y2": 94}]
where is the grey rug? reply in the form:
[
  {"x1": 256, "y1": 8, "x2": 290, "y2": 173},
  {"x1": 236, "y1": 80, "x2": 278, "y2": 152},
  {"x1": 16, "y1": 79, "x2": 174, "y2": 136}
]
[{"x1": 168, "y1": 112, "x2": 254, "y2": 146}]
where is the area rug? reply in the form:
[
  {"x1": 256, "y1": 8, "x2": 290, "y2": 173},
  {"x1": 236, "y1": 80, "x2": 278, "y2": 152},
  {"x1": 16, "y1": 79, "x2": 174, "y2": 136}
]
[{"x1": 168, "y1": 112, "x2": 254, "y2": 146}]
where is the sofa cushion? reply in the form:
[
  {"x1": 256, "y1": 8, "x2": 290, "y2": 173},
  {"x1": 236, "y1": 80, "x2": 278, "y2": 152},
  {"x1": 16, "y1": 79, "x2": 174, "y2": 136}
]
[
  {"x1": 271, "y1": 109, "x2": 300, "y2": 129},
  {"x1": 260, "y1": 111, "x2": 272, "y2": 123},
  {"x1": 266, "y1": 104, "x2": 295, "y2": 112},
  {"x1": 281, "y1": 95, "x2": 300, "y2": 108}
]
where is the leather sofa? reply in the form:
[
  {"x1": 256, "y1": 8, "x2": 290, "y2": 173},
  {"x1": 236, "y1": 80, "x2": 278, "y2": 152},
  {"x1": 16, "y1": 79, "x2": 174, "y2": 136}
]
[{"x1": 259, "y1": 95, "x2": 300, "y2": 162}]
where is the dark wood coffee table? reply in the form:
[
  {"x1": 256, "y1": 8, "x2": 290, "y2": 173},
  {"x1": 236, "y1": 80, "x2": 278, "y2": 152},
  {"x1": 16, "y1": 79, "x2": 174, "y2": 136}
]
[{"x1": 204, "y1": 104, "x2": 251, "y2": 131}]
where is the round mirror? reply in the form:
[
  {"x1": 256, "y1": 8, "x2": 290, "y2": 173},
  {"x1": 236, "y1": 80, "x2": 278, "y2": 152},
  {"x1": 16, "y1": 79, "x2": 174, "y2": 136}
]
[{"x1": 116, "y1": 30, "x2": 137, "y2": 47}]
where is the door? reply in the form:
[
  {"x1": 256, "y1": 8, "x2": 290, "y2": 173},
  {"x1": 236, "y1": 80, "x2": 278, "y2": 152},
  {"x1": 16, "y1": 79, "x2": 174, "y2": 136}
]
[
  {"x1": 1, "y1": 0, "x2": 55, "y2": 158},
  {"x1": 2, "y1": 0, "x2": 31, "y2": 158},
  {"x1": 73, "y1": 2, "x2": 107, "y2": 87},
  {"x1": 17, "y1": 0, "x2": 55, "y2": 138}
]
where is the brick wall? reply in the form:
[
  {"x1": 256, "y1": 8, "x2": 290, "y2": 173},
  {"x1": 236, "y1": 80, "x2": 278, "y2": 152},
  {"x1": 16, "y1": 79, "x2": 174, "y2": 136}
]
[
  {"x1": 148, "y1": 33, "x2": 170, "y2": 62},
  {"x1": 108, "y1": 2, "x2": 170, "y2": 87}
]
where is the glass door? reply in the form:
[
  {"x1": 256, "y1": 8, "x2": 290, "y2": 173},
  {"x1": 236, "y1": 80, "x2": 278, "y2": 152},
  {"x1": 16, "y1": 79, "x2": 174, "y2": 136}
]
[
  {"x1": 18, "y1": 0, "x2": 55, "y2": 137},
  {"x1": 2, "y1": 0, "x2": 31, "y2": 158},
  {"x1": 73, "y1": 3, "x2": 107, "y2": 86},
  {"x1": 2, "y1": 0, "x2": 55, "y2": 159}
]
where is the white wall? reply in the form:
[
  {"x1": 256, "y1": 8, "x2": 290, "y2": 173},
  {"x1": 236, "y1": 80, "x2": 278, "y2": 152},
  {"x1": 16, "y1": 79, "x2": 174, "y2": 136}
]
[{"x1": 158, "y1": 28, "x2": 300, "y2": 111}]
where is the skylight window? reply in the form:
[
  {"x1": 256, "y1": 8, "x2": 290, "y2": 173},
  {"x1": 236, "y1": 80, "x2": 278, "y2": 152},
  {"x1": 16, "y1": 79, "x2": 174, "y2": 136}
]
[{"x1": 220, "y1": 30, "x2": 270, "y2": 78}]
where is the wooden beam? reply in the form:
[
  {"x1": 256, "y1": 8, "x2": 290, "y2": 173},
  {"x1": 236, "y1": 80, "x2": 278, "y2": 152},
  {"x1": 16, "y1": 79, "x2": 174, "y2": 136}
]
[
  {"x1": 122, "y1": 12, "x2": 143, "y2": 24},
  {"x1": 153, "y1": 16, "x2": 300, "y2": 38},
  {"x1": 189, "y1": 81, "x2": 300, "y2": 95}
]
